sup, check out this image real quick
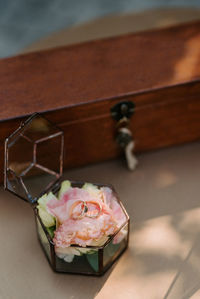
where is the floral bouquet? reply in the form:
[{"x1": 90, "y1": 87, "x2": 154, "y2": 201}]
[{"x1": 37, "y1": 180, "x2": 129, "y2": 274}]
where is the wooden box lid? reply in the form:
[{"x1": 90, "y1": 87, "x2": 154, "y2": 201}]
[{"x1": 0, "y1": 21, "x2": 200, "y2": 121}]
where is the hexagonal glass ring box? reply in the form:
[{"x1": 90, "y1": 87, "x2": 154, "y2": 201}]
[{"x1": 4, "y1": 113, "x2": 129, "y2": 275}]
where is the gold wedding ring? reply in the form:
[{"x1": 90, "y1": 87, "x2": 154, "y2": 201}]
[
  {"x1": 85, "y1": 201, "x2": 102, "y2": 218},
  {"x1": 69, "y1": 200, "x2": 86, "y2": 220},
  {"x1": 69, "y1": 200, "x2": 102, "y2": 220}
]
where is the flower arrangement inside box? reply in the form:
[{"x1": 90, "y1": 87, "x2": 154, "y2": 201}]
[{"x1": 4, "y1": 113, "x2": 129, "y2": 275}]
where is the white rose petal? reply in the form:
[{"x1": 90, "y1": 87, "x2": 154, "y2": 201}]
[{"x1": 63, "y1": 255, "x2": 74, "y2": 263}]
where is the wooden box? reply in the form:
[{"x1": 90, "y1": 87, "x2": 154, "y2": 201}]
[{"x1": 1, "y1": 21, "x2": 200, "y2": 181}]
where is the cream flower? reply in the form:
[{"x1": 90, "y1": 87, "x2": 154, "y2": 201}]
[
  {"x1": 37, "y1": 192, "x2": 56, "y2": 227},
  {"x1": 58, "y1": 180, "x2": 71, "y2": 200}
]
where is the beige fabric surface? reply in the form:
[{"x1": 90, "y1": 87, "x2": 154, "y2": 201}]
[
  {"x1": 3, "y1": 8, "x2": 200, "y2": 299},
  {"x1": 23, "y1": 8, "x2": 200, "y2": 54},
  {"x1": 2, "y1": 141, "x2": 200, "y2": 299}
]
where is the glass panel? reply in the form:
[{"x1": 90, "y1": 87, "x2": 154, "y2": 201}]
[
  {"x1": 6, "y1": 169, "x2": 28, "y2": 200},
  {"x1": 103, "y1": 222, "x2": 129, "y2": 268},
  {"x1": 55, "y1": 246, "x2": 99, "y2": 274},
  {"x1": 5, "y1": 113, "x2": 63, "y2": 203},
  {"x1": 23, "y1": 116, "x2": 59, "y2": 142},
  {"x1": 36, "y1": 216, "x2": 51, "y2": 262},
  {"x1": 22, "y1": 168, "x2": 59, "y2": 202},
  {"x1": 36, "y1": 134, "x2": 63, "y2": 175},
  {"x1": 7, "y1": 135, "x2": 34, "y2": 177}
]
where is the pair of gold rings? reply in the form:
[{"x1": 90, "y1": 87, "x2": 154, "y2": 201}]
[{"x1": 69, "y1": 200, "x2": 102, "y2": 220}]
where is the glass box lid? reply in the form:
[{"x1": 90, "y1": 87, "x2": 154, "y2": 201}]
[{"x1": 4, "y1": 113, "x2": 64, "y2": 204}]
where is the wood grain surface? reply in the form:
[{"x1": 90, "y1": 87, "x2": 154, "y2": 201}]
[{"x1": 1, "y1": 21, "x2": 200, "y2": 181}]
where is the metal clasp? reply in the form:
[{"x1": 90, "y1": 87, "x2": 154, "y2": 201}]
[{"x1": 111, "y1": 101, "x2": 138, "y2": 170}]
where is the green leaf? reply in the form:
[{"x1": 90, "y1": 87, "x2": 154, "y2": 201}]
[{"x1": 46, "y1": 225, "x2": 56, "y2": 238}]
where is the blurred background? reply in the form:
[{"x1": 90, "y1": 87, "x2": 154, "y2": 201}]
[{"x1": 1, "y1": 0, "x2": 200, "y2": 58}]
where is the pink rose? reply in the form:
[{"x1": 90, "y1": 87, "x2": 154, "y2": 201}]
[
  {"x1": 53, "y1": 214, "x2": 116, "y2": 248},
  {"x1": 101, "y1": 187, "x2": 127, "y2": 227},
  {"x1": 46, "y1": 185, "x2": 127, "y2": 249}
]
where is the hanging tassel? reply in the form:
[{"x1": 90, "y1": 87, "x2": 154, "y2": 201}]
[{"x1": 116, "y1": 127, "x2": 138, "y2": 171}]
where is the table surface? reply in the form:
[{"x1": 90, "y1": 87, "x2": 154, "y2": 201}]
[{"x1": 1, "y1": 141, "x2": 200, "y2": 299}]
